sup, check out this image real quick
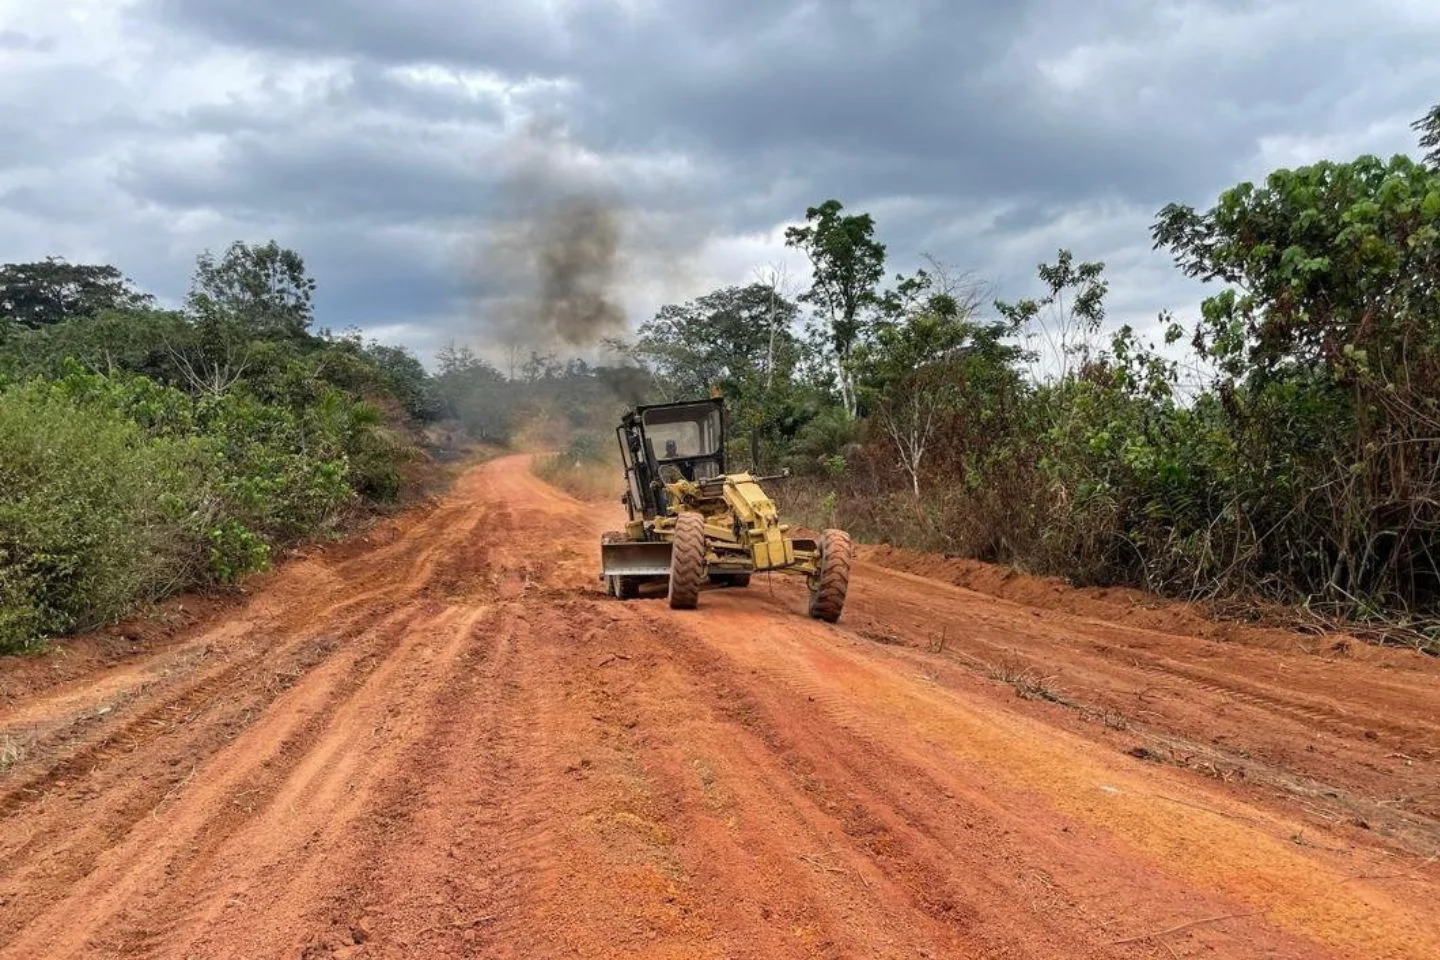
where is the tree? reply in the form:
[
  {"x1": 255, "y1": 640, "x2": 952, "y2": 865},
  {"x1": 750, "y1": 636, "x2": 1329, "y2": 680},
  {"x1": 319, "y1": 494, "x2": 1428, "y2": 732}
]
[
  {"x1": 433, "y1": 341, "x2": 512, "y2": 442},
  {"x1": 857, "y1": 264, "x2": 1015, "y2": 496},
  {"x1": 1414, "y1": 101, "x2": 1440, "y2": 171},
  {"x1": 753, "y1": 262, "x2": 797, "y2": 392},
  {"x1": 635, "y1": 284, "x2": 800, "y2": 397},
  {"x1": 436, "y1": 342, "x2": 489, "y2": 377},
  {"x1": 362, "y1": 341, "x2": 439, "y2": 420},
  {"x1": 1152, "y1": 154, "x2": 1440, "y2": 385},
  {"x1": 994, "y1": 249, "x2": 1107, "y2": 383},
  {"x1": 784, "y1": 200, "x2": 887, "y2": 416},
  {"x1": 0, "y1": 307, "x2": 193, "y2": 384},
  {"x1": 165, "y1": 241, "x2": 318, "y2": 396},
  {"x1": 0, "y1": 257, "x2": 153, "y2": 330},
  {"x1": 521, "y1": 350, "x2": 562, "y2": 383},
  {"x1": 187, "y1": 240, "x2": 316, "y2": 341},
  {"x1": 1151, "y1": 115, "x2": 1440, "y2": 608},
  {"x1": 635, "y1": 283, "x2": 804, "y2": 468}
]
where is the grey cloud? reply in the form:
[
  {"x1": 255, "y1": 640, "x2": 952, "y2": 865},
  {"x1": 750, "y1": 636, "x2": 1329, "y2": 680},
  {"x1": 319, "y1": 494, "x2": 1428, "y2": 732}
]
[
  {"x1": 145, "y1": 0, "x2": 1421, "y2": 214},
  {"x1": 172, "y1": 65, "x2": 508, "y2": 136},
  {"x1": 6, "y1": 0, "x2": 1438, "y2": 364},
  {"x1": 117, "y1": 130, "x2": 510, "y2": 226},
  {"x1": 570, "y1": 5, "x2": 1419, "y2": 213},
  {"x1": 337, "y1": 66, "x2": 508, "y2": 125},
  {"x1": 142, "y1": 0, "x2": 603, "y2": 77},
  {"x1": 305, "y1": 239, "x2": 467, "y2": 327},
  {"x1": 0, "y1": 62, "x2": 153, "y2": 168},
  {"x1": 0, "y1": 29, "x2": 54, "y2": 52},
  {"x1": 0, "y1": 29, "x2": 47, "y2": 53}
]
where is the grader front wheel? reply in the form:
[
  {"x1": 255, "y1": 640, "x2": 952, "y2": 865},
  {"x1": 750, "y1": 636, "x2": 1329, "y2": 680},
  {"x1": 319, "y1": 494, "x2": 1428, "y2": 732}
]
[
  {"x1": 808, "y1": 528, "x2": 853, "y2": 623},
  {"x1": 667, "y1": 513, "x2": 707, "y2": 609}
]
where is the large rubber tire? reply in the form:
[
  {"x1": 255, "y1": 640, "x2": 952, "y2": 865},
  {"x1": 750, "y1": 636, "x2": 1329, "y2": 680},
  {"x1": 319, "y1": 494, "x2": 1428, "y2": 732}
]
[
  {"x1": 667, "y1": 513, "x2": 707, "y2": 610},
  {"x1": 808, "y1": 528, "x2": 853, "y2": 623}
]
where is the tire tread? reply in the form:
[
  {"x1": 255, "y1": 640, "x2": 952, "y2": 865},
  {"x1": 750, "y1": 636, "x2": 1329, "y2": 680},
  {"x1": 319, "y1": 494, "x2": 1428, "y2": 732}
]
[
  {"x1": 808, "y1": 528, "x2": 852, "y2": 622},
  {"x1": 667, "y1": 513, "x2": 707, "y2": 609}
]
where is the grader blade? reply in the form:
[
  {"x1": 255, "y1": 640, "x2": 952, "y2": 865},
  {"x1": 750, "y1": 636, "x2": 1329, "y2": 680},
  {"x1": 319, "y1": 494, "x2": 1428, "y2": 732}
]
[{"x1": 600, "y1": 539, "x2": 672, "y2": 578}]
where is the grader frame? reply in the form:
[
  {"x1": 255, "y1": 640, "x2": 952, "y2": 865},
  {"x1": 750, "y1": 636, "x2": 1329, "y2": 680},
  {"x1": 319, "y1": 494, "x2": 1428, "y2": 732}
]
[{"x1": 598, "y1": 398, "x2": 852, "y2": 621}]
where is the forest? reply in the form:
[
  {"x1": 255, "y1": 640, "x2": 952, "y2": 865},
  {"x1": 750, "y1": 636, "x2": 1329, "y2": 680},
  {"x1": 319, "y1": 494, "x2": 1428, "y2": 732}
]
[{"x1": 4, "y1": 104, "x2": 1440, "y2": 654}]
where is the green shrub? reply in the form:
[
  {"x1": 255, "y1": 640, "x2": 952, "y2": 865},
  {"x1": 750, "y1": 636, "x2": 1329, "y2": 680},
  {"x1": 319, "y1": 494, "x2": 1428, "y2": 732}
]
[
  {"x1": 207, "y1": 520, "x2": 271, "y2": 584},
  {"x1": 0, "y1": 383, "x2": 201, "y2": 651},
  {"x1": 564, "y1": 432, "x2": 605, "y2": 463},
  {"x1": 0, "y1": 242, "x2": 433, "y2": 653},
  {"x1": 0, "y1": 361, "x2": 423, "y2": 653}
]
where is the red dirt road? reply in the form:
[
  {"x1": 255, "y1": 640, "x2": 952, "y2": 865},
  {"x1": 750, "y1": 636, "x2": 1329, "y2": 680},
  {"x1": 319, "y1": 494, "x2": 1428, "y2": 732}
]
[{"x1": 2, "y1": 454, "x2": 1438, "y2": 959}]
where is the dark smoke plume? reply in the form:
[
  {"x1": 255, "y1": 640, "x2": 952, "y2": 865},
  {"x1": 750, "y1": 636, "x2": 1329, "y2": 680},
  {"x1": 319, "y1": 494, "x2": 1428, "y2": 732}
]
[
  {"x1": 532, "y1": 194, "x2": 625, "y2": 346},
  {"x1": 473, "y1": 124, "x2": 629, "y2": 352}
]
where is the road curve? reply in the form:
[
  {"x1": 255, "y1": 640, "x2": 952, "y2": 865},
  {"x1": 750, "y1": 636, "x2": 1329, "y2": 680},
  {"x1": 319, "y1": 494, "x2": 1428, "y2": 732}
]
[{"x1": 1, "y1": 454, "x2": 1437, "y2": 959}]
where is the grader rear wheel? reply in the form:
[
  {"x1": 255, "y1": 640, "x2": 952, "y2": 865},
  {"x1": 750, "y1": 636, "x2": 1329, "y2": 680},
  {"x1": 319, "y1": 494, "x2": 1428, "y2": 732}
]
[
  {"x1": 667, "y1": 513, "x2": 707, "y2": 610},
  {"x1": 808, "y1": 528, "x2": 853, "y2": 623}
]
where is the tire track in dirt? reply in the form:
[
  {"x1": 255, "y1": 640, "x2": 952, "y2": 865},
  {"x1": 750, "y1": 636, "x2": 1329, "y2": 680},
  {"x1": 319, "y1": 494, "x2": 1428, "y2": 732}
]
[
  {"x1": 852, "y1": 571, "x2": 1439, "y2": 742},
  {"x1": 108, "y1": 606, "x2": 467, "y2": 958},
  {"x1": 0, "y1": 473, "x2": 507, "y2": 957},
  {"x1": 284, "y1": 604, "x2": 564, "y2": 960},
  {"x1": 618, "y1": 608, "x2": 1059, "y2": 958},
  {"x1": 152, "y1": 604, "x2": 499, "y2": 959},
  {"x1": 0, "y1": 608, "x2": 393, "y2": 882},
  {"x1": 0, "y1": 474, "x2": 491, "y2": 802},
  {"x1": 670, "y1": 597, "x2": 1438, "y2": 958},
  {"x1": 2, "y1": 454, "x2": 1438, "y2": 959},
  {"x1": 831, "y1": 566, "x2": 1440, "y2": 849},
  {"x1": 635, "y1": 602, "x2": 1323, "y2": 958},
  {"x1": 0, "y1": 601, "x2": 449, "y2": 955}
]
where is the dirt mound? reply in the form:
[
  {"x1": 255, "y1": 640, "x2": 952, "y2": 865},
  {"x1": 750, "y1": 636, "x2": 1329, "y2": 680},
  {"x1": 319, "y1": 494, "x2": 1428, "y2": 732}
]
[{"x1": 858, "y1": 544, "x2": 1424, "y2": 666}]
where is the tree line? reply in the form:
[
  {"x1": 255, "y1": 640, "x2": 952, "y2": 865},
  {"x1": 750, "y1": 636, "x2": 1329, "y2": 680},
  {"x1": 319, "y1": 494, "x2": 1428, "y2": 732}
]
[
  {"x1": 619, "y1": 103, "x2": 1440, "y2": 647},
  {"x1": 0, "y1": 242, "x2": 654, "y2": 652},
  {"x1": 5, "y1": 101, "x2": 1440, "y2": 653}
]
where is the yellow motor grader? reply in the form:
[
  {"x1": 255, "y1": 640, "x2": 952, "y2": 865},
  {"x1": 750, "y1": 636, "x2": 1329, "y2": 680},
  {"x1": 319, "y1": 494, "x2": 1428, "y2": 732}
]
[{"x1": 599, "y1": 397, "x2": 852, "y2": 621}]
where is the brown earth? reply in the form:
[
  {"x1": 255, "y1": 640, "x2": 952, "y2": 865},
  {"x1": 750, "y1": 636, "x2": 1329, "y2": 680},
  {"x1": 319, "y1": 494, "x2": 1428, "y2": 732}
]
[{"x1": 2, "y1": 454, "x2": 1438, "y2": 959}]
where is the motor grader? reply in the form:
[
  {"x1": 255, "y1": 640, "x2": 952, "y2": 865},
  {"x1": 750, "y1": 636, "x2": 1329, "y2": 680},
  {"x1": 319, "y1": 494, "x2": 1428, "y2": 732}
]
[{"x1": 599, "y1": 397, "x2": 853, "y2": 621}]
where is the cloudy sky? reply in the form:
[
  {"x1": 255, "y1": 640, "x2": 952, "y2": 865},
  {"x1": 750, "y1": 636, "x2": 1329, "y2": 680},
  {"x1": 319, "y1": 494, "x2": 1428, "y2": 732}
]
[{"x1": 3, "y1": 0, "x2": 1438, "y2": 365}]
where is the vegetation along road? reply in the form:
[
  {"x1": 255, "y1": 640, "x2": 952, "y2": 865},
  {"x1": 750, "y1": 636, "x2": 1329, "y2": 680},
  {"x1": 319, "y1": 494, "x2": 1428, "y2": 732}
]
[{"x1": 1, "y1": 454, "x2": 1437, "y2": 959}]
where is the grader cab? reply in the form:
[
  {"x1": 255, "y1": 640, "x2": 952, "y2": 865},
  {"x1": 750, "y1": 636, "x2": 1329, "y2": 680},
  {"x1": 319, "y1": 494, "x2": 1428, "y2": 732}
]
[{"x1": 599, "y1": 397, "x2": 853, "y2": 621}]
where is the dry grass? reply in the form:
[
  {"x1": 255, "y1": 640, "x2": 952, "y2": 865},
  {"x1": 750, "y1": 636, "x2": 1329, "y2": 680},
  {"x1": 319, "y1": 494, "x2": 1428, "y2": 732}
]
[
  {"x1": 986, "y1": 658, "x2": 1070, "y2": 705},
  {"x1": 1, "y1": 734, "x2": 28, "y2": 773},
  {"x1": 533, "y1": 454, "x2": 621, "y2": 502},
  {"x1": 511, "y1": 416, "x2": 572, "y2": 453}
]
